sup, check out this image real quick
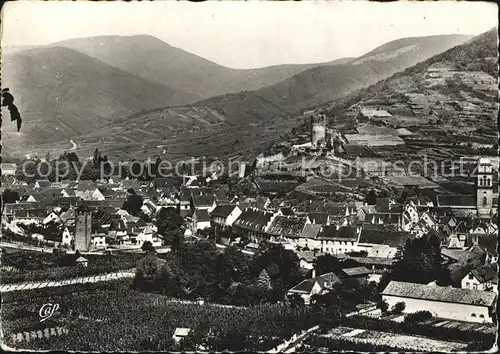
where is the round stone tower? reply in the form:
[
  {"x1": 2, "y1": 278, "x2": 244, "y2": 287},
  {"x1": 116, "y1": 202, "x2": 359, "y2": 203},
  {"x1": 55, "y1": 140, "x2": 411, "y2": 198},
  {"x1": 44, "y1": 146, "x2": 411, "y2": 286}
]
[{"x1": 311, "y1": 113, "x2": 326, "y2": 147}]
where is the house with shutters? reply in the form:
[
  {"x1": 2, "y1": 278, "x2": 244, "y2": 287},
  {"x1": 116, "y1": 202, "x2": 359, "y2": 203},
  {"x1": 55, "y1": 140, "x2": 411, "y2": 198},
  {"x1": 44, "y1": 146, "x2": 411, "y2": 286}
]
[{"x1": 318, "y1": 225, "x2": 361, "y2": 255}]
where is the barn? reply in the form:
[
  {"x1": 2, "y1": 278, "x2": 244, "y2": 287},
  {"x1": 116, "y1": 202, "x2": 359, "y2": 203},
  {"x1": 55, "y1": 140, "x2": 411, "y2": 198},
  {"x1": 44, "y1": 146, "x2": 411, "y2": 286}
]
[{"x1": 382, "y1": 281, "x2": 497, "y2": 323}]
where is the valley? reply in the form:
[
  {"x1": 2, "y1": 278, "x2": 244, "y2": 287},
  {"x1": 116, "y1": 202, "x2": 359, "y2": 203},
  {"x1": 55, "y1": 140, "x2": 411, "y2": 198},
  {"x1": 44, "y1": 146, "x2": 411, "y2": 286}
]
[{"x1": 2, "y1": 33, "x2": 477, "y2": 163}]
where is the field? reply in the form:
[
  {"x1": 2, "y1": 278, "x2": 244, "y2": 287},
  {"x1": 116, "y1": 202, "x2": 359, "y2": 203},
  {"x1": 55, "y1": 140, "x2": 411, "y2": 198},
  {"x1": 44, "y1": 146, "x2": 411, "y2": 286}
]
[{"x1": 1, "y1": 281, "x2": 331, "y2": 351}]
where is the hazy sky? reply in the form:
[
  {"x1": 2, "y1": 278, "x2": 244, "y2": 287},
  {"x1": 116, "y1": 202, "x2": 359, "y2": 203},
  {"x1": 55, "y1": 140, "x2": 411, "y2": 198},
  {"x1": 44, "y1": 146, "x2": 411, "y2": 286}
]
[{"x1": 1, "y1": 1, "x2": 497, "y2": 69}]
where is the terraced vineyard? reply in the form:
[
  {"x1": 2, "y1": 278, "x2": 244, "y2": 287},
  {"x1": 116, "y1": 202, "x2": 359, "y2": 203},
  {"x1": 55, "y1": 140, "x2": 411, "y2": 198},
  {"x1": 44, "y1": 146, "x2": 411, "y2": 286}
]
[{"x1": 69, "y1": 113, "x2": 304, "y2": 162}]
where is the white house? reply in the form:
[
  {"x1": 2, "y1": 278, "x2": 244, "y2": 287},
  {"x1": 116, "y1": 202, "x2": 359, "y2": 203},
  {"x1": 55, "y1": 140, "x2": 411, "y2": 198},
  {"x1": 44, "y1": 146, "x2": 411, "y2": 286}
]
[
  {"x1": 382, "y1": 281, "x2": 497, "y2": 323},
  {"x1": 297, "y1": 224, "x2": 323, "y2": 250},
  {"x1": 461, "y1": 264, "x2": 498, "y2": 293},
  {"x1": 61, "y1": 189, "x2": 76, "y2": 198},
  {"x1": 192, "y1": 209, "x2": 211, "y2": 234},
  {"x1": 141, "y1": 199, "x2": 157, "y2": 217},
  {"x1": 92, "y1": 235, "x2": 107, "y2": 249},
  {"x1": 43, "y1": 211, "x2": 61, "y2": 226},
  {"x1": 75, "y1": 188, "x2": 105, "y2": 201},
  {"x1": 287, "y1": 272, "x2": 342, "y2": 305},
  {"x1": 61, "y1": 227, "x2": 73, "y2": 246},
  {"x1": 318, "y1": 225, "x2": 360, "y2": 255},
  {"x1": 211, "y1": 205, "x2": 242, "y2": 228},
  {"x1": 356, "y1": 229, "x2": 411, "y2": 258},
  {"x1": 136, "y1": 225, "x2": 162, "y2": 247}
]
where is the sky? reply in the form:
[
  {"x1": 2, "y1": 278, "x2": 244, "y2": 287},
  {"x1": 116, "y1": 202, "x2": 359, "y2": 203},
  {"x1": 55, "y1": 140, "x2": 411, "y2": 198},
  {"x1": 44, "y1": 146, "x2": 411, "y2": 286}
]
[{"x1": 1, "y1": 0, "x2": 497, "y2": 69}]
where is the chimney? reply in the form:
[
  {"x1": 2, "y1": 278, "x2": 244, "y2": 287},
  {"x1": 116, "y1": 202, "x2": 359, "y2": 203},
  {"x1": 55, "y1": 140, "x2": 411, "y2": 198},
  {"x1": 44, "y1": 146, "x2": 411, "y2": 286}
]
[{"x1": 311, "y1": 268, "x2": 316, "y2": 279}]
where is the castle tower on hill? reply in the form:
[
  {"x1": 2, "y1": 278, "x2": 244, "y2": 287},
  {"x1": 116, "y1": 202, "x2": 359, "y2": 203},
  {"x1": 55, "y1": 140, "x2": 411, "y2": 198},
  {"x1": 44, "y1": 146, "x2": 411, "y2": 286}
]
[{"x1": 311, "y1": 113, "x2": 326, "y2": 147}]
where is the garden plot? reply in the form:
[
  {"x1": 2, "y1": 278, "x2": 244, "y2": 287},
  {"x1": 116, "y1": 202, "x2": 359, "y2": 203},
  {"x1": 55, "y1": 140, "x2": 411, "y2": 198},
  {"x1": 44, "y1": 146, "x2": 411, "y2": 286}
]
[{"x1": 321, "y1": 326, "x2": 468, "y2": 352}]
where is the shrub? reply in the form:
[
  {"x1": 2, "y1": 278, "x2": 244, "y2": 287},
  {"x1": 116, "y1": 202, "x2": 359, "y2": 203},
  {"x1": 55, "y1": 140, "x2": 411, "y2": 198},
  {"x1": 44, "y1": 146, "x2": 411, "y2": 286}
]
[
  {"x1": 391, "y1": 301, "x2": 406, "y2": 315},
  {"x1": 404, "y1": 311, "x2": 432, "y2": 324},
  {"x1": 376, "y1": 299, "x2": 389, "y2": 314}
]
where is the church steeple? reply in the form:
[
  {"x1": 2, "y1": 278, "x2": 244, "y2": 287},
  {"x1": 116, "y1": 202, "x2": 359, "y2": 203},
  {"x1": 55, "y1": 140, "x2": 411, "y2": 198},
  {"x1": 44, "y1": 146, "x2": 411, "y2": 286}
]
[{"x1": 476, "y1": 158, "x2": 494, "y2": 218}]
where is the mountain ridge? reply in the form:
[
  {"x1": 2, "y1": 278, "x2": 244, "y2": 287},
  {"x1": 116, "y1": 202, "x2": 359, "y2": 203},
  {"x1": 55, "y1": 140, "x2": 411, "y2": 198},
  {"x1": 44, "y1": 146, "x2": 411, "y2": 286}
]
[
  {"x1": 1, "y1": 46, "x2": 201, "y2": 144},
  {"x1": 49, "y1": 34, "x2": 353, "y2": 98}
]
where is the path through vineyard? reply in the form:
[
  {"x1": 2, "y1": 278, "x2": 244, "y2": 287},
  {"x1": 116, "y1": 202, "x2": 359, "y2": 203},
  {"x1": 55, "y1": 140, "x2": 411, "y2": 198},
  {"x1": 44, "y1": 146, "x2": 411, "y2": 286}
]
[{"x1": 0, "y1": 269, "x2": 136, "y2": 292}]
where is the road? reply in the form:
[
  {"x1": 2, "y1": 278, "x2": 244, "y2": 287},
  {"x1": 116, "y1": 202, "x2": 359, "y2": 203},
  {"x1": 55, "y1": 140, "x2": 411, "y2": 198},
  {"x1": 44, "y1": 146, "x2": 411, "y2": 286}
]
[{"x1": 0, "y1": 269, "x2": 136, "y2": 293}]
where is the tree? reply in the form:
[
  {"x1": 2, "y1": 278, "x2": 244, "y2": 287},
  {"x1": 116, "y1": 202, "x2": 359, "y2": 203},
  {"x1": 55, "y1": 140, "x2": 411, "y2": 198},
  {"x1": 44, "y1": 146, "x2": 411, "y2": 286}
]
[
  {"x1": 257, "y1": 269, "x2": 272, "y2": 290},
  {"x1": 170, "y1": 231, "x2": 184, "y2": 252},
  {"x1": 156, "y1": 207, "x2": 184, "y2": 237},
  {"x1": 133, "y1": 253, "x2": 167, "y2": 291},
  {"x1": 2, "y1": 189, "x2": 19, "y2": 204},
  {"x1": 288, "y1": 293, "x2": 305, "y2": 308},
  {"x1": 366, "y1": 190, "x2": 377, "y2": 205},
  {"x1": 123, "y1": 194, "x2": 144, "y2": 216},
  {"x1": 313, "y1": 254, "x2": 343, "y2": 276},
  {"x1": 141, "y1": 241, "x2": 156, "y2": 254},
  {"x1": 252, "y1": 244, "x2": 301, "y2": 294},
  {"x1": 381, "y1": 233, "x2": 448, "y2": 289}
]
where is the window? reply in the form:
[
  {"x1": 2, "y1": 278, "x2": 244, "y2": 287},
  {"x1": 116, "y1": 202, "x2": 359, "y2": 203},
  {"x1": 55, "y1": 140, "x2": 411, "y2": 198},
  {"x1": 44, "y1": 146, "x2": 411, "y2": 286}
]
[
  {"x1": 469, "y1": 274, "x2": 474, "y2": 279},
  {"x1": 471, "y1": 313, "x2": 476, "y2": 317},
  {"x1": 473, "y1": 284, "x2": 478, "y2": 290},
  {"x1": 466, "y1": 282, "x2": 470, "y2": 287},
  {"x1": 479, "y1": 314, "x2": 485, "y2": 318},
  {"x1": 483, "y1": 197, "x2": 488, "y2": 206}
]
